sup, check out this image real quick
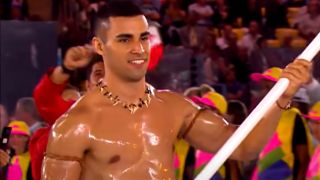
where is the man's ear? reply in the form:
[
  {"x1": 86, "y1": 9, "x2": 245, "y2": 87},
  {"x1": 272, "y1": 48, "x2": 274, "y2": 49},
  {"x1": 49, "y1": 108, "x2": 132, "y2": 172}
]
[
  {"x1": 92, "y1": 37, "x2": 104, "y2": 55},
  {"x1": 85, "y1": 80, "x2": 90, "y2": 91}
]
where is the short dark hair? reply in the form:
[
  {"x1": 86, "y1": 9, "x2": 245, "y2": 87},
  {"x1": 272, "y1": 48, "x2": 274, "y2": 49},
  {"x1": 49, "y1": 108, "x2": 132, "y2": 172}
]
[
  {"x1": 95, "y1": 0, "x2": 144, "y2": 41},
  {"x1": 86, "y1": 53, "x2": 103, "y2": 80}
]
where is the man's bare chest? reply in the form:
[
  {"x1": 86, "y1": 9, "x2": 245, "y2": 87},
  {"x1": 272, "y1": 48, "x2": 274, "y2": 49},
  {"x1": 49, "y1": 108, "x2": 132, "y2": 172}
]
[{"x1": 85, "y1": 109, "x2": 180, "y2": 166}]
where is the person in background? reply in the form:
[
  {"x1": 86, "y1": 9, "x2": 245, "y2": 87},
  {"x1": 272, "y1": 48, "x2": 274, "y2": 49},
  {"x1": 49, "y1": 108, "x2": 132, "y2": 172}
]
[
  {"x1": 227, "y1": 100, "x2": 254, "y2": 179},
  {"x1": 305, "y1": 101, "x2": 320, "y2": 180},
  {"x1": 193, "y1": 91, "x2": 242, "y2": 180},
  {"x1": 0, "y1": 149, "x2": 10, "y2": 180},
  {"x1": 305, "y1": 77, "x2": 320, "y2": 105},
  {"x1": 250, "y1": 67, "x2": 313, "y2": 180},
  {"x1": 237, "y1": 20, "x2": 262, "y2": 55},
  {"x1": 188, "y1": 0, "x2": 214, "y2": 26},
  {"x1": 30, "y1": 46, "x2": 104, "y2": 180},
  {"x1": 294, "y1": 0, "x2": 320, "y2": 42},
  {"x1": 140, "y1": 0, "x2": 161, "y2": 22},
  {"x1": 4, "y1": 121, "x2": 33, "y2": 180},
  {"x1": 0, "y1": 104, "x2": 9, "y2": 132},
  {"x1": 0, "y1": 149, "x2": 10, "y2": 168},
  {"x1": 14, "y1": 97, "x2": 44, "y2": 134},
  {"x1": 264, "y1": 0, "x2": 288, "y2": 37},
  {"x1": 0, "y1": 104, "x2": 10, "y2": 178},
  {"x1": 178, "y1": 12, "x2": 209, "y2": 52},
  {"x1": 226, "y1": 100, "x2": 248, "y2": 126},
  {"x1": 162, "y1": 0, "x2": 186, "y2": 28}
]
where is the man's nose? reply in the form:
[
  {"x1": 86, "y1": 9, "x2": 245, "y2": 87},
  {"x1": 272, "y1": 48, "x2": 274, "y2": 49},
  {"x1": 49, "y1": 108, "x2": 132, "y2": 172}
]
[{"x1": 131, "y1": 42, "x2": 145, "y2": 54}]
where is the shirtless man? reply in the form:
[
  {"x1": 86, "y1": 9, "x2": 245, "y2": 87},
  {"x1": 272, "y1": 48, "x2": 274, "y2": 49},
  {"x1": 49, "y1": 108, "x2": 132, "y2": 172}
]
[{"x1": 42, "y1": 1, "x2": 313, "y2": 179}]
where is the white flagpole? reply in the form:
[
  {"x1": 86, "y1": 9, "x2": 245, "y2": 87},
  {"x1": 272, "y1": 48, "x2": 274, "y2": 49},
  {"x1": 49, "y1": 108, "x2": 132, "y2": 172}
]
[{"x1": 195, "y1": 33, "x2": 320, "y2": 180}]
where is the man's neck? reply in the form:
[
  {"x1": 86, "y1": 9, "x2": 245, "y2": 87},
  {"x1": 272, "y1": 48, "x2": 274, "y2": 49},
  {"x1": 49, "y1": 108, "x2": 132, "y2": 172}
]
[{"x1": 102, "y1": 76, "x2": 147, "y2": 103}]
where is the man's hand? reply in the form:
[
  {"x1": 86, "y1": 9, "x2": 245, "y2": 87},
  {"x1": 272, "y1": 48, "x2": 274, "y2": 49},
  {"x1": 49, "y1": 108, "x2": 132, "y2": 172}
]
[
  {"x1": 63, "y1": 45, "x2": 94, "y2": 71},
  {"x1": 0, "y1": 149, "x2": 10, "y2": 167},
  {"x1": 281, "y1": 59, "x2": 312, "y2": 99}
]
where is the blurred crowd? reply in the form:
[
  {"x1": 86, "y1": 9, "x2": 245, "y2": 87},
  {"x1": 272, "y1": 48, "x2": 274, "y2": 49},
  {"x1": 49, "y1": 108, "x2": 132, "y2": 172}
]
[{"x1": 1, "y1": 0, "x2": 320, "y2": 179}]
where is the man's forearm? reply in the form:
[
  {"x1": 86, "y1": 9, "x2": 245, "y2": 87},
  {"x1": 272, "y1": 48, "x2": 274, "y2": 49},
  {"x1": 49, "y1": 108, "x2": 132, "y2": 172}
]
[{"x1": 239, "y1": 96, "x2": 291, "y2": 159}]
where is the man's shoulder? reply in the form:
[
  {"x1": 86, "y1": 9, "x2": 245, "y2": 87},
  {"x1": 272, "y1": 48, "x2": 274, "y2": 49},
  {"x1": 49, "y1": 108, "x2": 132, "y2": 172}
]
[
  {"x1": 154, "y1": 89, "x2": 196, "y2": 107},
  {"x1": 152, "y1": 89, "x2": 200, "y2": 123},
  {"x1": 155, "y1": 89, "x2": 183, "y2": 99},
  {"x1": 53, "y1": 90, "x2": 101, "y2": 129}
]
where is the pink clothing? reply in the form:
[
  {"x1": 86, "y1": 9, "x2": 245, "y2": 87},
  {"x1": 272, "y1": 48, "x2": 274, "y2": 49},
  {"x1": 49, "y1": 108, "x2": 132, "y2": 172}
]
[{"x1": 306, "y1": 145, "x2": 320, "y2": 179}]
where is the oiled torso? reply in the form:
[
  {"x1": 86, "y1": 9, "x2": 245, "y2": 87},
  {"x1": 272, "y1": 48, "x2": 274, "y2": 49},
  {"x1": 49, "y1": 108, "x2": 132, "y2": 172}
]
[{"x1": 78, "y1": 90, "x2": 187, "y2": 179}]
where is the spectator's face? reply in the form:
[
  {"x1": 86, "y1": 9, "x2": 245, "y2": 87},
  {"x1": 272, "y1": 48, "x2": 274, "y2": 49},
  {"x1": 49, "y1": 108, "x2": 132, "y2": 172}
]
[
  {"x1": 9, "y1": 134, "x2": 29, "y2": 155},
  {"x1": 93, "y1": 16, "x2": 150, "y2": 83},
  {"x1": 308, "y1": 120, "x2": 320, "y2": 141},
  {"x1": 87, "y1": 62, "x2": 105, "y2": 90}
]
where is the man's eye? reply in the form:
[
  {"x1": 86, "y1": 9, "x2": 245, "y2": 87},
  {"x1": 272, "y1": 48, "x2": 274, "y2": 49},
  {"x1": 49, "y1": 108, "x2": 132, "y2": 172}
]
[
  {"x1": 141, "y1": 36, "x2": 149, "y2": 41},
  {"x1": 118, "y1": 39, "x2": 129, "y2": 43}
]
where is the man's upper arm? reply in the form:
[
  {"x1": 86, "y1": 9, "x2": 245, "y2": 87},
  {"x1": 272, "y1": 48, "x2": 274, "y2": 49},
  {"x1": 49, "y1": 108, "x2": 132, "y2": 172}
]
[
  {"x1": 42, "y1": 109, "x2": 90, "y2": 179},
  {"x1": 182, "y1": 108, "x2": 237, "y2": 154}
]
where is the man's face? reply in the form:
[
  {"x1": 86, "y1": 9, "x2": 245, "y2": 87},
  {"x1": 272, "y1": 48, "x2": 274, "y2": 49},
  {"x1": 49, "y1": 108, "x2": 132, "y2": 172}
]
[
  {"x1": 87, "y1": 61, "x2": 105, "y2": 90},
  {"x1": 96, "y1": 15, "x2": 150, "y2": 83}
]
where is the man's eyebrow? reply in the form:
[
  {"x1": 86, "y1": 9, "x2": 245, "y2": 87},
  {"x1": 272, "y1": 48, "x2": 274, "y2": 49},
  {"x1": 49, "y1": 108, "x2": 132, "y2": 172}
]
[
  {"x1": 115, "y1": 32, "x2": 150, "y2": 39},
  {"x1": 140, "y1": 32, "x2": 150, "y2": 37},
  {"x1": 115, "y1": 34, "x2": 133, "y2": 39}
]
